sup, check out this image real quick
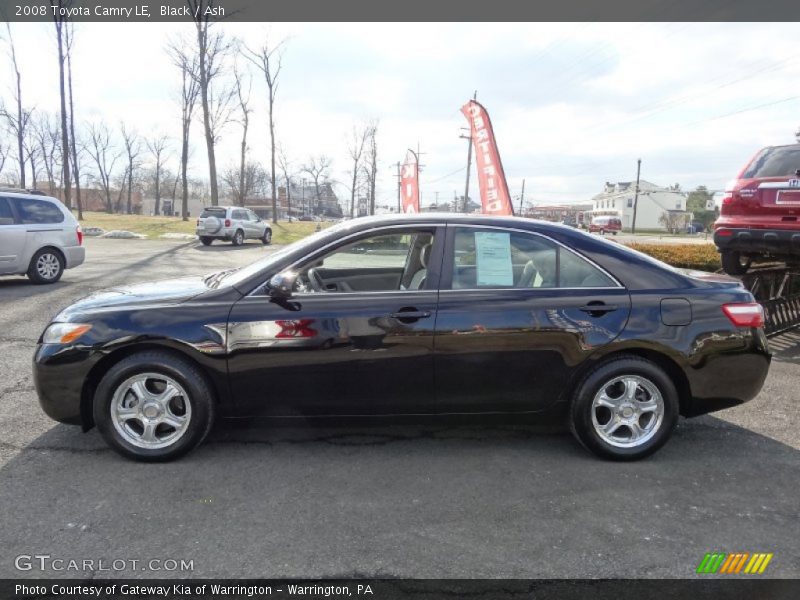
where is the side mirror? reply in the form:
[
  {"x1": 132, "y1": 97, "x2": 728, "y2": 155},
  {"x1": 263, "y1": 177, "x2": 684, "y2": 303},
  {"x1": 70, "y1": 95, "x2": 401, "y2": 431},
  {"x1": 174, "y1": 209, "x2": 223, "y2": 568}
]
[{"x1": 267, "y1": 271, "x2": 297, "y2": 299}]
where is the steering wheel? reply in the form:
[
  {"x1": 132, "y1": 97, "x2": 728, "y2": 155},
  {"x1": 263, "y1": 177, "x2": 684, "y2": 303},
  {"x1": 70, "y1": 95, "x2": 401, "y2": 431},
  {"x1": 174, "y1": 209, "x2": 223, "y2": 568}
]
[{"x1": 306, "y1": 267, "x2": 325, "y2": 292}]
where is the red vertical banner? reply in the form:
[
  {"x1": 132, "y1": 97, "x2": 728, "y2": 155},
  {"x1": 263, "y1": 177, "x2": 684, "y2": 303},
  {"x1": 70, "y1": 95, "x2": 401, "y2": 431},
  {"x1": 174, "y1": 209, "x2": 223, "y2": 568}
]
[
  {"x1": 460, "y1": 100, "x2": 514, "y2": 216},
  {"x1": 400, "y1": 149, "x2": 420, "y2": 214}
]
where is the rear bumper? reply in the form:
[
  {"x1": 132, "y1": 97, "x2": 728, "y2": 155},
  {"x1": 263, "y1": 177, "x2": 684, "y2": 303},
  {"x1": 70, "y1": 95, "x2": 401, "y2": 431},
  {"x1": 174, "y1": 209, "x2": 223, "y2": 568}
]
[
  {"x1": 714, "y1": 227, "x2": 800, "y2": 257},
  {"x1": 682, "y1": 328, "x2": 771, "y2": 417},
  {"x1": 63, "y1": 245, "x2": 86, "y2": 269},
  {"x1": 196, "y1": 228, "x2": 233, "y2": 240}
]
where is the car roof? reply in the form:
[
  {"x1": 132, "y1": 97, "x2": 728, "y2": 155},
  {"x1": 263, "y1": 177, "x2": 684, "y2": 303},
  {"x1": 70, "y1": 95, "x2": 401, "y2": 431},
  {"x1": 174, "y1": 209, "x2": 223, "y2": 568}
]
[{"x1": 0, "y1": 190, "x2": 60, "y2": 202}]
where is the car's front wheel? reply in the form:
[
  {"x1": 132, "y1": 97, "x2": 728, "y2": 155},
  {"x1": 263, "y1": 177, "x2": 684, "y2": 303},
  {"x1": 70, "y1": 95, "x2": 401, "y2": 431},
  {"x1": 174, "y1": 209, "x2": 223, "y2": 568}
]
[
  {"x1": 721, "y1": 250, "x2": 751, "y2": 276},
  {"x1": 262, "y1": 229, "x2": 272, "y2": 245},
  {"x1": 93, "y1": 351, "x2": 215, "y2": 462},
  {"x1": 569, "y1": 356, "x2": 678, "y2": 460},
  {"x1": 27, "y1": 248, "x2": 64, "y2": 284}
]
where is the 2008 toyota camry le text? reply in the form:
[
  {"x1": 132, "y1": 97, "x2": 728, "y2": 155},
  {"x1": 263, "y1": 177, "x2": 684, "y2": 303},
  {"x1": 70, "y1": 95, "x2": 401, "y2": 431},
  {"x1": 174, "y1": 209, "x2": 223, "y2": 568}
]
[{"x1": 33, "y1": 214, "x2": 771, "y2": 462}]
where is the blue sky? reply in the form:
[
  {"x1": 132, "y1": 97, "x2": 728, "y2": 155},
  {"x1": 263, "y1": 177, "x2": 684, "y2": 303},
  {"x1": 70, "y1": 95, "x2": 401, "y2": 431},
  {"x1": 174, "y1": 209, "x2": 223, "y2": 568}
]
[{"x1": 1, "y1": 22, "x2": 799, "y2": 208}]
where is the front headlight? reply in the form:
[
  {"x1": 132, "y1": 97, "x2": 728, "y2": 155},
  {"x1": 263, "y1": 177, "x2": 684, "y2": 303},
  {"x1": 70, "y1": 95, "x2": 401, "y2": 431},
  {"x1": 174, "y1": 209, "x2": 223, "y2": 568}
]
[{"x1": 42, "y1": 323, "x2": 93, "y2": 345}]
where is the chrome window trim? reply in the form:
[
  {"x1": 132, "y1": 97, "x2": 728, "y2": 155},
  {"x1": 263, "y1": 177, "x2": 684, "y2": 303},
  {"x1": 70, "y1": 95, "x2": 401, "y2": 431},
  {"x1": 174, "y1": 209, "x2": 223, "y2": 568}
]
[
  {"x1": 246, "y1": 222, "x2": 443, "y2": 298},
  {"x1": 447, "y1": 223, "x2": 624, "y2": 290}
]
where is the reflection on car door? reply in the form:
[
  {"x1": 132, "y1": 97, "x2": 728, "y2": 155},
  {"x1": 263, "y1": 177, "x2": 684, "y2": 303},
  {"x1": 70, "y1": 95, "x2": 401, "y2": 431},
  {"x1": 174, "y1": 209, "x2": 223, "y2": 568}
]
[
  {"x1": 434, "y1": 225, "x2": 631, "y2": 413},
  {"x1": 226, "y1": 226, "x2": 444, "y2": 416}
]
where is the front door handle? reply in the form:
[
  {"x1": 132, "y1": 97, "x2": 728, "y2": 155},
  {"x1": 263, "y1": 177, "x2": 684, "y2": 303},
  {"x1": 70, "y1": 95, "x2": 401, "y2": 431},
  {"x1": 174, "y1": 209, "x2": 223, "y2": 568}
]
[
  {"x1": 579, "y1": 302, "x2": 618, "y2": 316},
  {"x1": 390, "y1": 308, "x2": 431, "y2": 323}
]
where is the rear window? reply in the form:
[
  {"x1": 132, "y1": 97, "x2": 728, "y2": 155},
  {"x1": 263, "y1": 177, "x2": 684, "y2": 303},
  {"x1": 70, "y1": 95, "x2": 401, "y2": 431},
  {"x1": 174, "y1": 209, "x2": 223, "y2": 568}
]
[
  {"x1": 0, "y1": 197, "x2": 14, "y2": 225},
  {"x1": 743, "y1": 145, "x2": 800, "y2": 178},
  {"x1": 14, "y1": 198, "x2": 65, "y2": 224},
  {"x1": 200, "y1": 207, "x2": 227, "y2": 218}
]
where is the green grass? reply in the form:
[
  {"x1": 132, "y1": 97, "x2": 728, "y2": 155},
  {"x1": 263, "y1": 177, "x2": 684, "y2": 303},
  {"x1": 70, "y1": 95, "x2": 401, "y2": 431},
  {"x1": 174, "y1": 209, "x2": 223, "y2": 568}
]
[{"x1": 76, "y1": 211, "x2": 328, "y2": 244}]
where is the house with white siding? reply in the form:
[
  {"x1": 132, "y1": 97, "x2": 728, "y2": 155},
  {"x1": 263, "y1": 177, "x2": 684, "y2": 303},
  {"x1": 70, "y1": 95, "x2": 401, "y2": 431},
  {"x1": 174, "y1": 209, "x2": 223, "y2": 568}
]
[{"x1": 588, "y1": 180, "x2": 689, "y2": 231}]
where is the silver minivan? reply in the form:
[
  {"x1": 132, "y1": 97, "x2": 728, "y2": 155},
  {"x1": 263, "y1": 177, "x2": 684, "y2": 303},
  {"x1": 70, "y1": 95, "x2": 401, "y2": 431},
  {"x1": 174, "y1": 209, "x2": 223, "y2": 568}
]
[{"x1": 0, "y1": 190, "x2": 85, "y2": 284}]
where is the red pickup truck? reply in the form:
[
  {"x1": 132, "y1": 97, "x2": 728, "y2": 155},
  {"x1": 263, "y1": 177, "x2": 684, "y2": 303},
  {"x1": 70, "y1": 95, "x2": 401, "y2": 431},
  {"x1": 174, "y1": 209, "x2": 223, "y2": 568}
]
[{"x1": 714, "y1": 143, "x2": 800, "y2": 275}]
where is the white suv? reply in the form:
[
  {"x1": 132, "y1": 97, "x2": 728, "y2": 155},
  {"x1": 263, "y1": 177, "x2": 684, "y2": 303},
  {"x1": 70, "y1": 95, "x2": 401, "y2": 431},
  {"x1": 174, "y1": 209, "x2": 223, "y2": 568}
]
[
  {"x1": 196, "y1": 206, "x2": 273, "y2": 246},
  {"x1": 0, "y1": 190, "x2": 85, "y2": 284}
]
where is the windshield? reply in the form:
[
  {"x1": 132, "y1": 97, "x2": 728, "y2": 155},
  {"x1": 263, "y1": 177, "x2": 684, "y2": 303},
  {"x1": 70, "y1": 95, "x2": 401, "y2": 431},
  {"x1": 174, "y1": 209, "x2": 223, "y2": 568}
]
[
  {"x1": 743, "y1": 145, "x2": 800, "y2": 178},
  {"x1": 213, "y1": 221, "x2": 353, "y2": 289}
]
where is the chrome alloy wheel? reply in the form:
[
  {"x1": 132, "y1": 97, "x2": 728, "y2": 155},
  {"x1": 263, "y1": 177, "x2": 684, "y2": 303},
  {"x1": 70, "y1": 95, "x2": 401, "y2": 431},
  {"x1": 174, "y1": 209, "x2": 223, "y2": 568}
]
[
  {"x1": 591, "y1": 375, "x2": 664, "y2": 448},
  {"x1": 36, "y1": 253, "x2": 61, "y2": 279},
  {"x1": 110, "y1": 373, "x2": 192, "y2": 450}
]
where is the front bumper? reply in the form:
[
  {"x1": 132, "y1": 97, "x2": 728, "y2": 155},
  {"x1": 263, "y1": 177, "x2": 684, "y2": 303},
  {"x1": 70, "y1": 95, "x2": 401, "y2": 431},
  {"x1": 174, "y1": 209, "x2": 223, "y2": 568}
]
[
  {"x1": 33, "y1": 343, "x2": 98, "y2": 426},
  {"x1": 714, "y1": 227, "x2": 800, "y2": 258}
]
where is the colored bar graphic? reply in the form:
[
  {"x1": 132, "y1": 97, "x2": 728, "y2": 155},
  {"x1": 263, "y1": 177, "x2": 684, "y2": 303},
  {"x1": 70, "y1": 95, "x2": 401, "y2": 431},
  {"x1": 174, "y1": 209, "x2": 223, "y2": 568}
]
[{"x1": 699, "y1": 552, "x2": 772, "y2": 575}]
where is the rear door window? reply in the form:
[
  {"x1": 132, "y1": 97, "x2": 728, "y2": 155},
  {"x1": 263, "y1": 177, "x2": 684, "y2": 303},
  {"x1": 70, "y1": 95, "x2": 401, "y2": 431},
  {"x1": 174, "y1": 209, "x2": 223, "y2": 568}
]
[
  {"x1": 14, "y1": 198, "x2": 65, "y2": 224},
  {"x1": 0, "y1": 197, "x2": 15, "y2": 225},
  {"x1": 743, "y1": 145, "x2": 800, "y2": 178},
  {"x1": 450, "y1": 227, "x2": 618, "y2": 289}
]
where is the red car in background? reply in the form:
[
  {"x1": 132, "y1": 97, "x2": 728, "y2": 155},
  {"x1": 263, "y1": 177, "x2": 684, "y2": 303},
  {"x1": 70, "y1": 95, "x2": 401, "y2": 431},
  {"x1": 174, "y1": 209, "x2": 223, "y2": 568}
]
[
  {"x1": 714, "y1": 143, "x2": 800, "y2": 275},
  {"x1": 588, "y1": 216, "x2": 622, "y2": 235}
]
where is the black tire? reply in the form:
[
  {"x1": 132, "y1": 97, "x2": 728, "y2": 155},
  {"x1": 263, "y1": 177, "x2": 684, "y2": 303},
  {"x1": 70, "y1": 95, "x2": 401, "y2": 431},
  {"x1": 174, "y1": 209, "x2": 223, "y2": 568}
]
[
  {"x1": 721, "y1": 250, "x2": 751, "y2": 276},
  {"x1": 232, "y1": 229, "x2": 244, "y2": 246},
  {"x1": 611, "y1": 231, "x2": 618, "y2": 236},
  {"x1": 93, "y1": 351, "x2": 216, "y2": 462},
  {"x1": 600, "y1": 229, "x2": 605, "y2": 235},
  {"x1": 199, "y1": 236, "x2": 213, "y2": 246},
  {"x1": 569, "y1": 356, "x2": 679, "y2": 461},
  {"x1": 262, "y1": 229, "x2": 272, "y2": 245},
  {"x1": 27, "y1": 247, "x2": 64, "y2": 284}
]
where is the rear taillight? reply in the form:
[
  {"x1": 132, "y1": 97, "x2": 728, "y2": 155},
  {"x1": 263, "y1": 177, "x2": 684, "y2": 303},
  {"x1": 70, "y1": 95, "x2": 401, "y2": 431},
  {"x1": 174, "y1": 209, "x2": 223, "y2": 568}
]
[
  {"x1": 224, "y1": 219, "x2": 231, "y2": 227},
  {"x1": 720, "y1": 180, "x2": 759, "y2": 215},
  {"x1": 716, "y1": 229, "x2": 733, "y2": 237},
  {"x1": 76, "y1": 225, "x2": 83, "y2": 246},
  {"x1": 722, "y1": 303, "x2": 764, "y2": 328}
]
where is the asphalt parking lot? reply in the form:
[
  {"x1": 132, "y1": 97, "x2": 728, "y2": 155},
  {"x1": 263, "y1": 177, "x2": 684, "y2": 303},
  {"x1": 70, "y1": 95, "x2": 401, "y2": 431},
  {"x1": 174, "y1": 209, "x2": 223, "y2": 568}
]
[{"x1": 0, "y1": 237, "x2": 798, "y2": 579}]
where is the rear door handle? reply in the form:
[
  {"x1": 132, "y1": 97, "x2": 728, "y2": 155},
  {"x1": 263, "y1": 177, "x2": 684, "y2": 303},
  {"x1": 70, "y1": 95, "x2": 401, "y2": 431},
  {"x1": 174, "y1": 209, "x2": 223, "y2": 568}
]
[
  {"x1": 390, "y1": 309, "x2": 431, "y2": 322},
  {"x1": 579, "y1": 304, "x2": 618, "y2": 314}
]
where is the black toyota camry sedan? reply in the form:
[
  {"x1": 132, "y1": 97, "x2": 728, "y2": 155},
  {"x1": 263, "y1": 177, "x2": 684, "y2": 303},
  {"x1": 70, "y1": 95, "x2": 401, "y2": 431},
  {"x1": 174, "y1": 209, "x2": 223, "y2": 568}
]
[{"x1": 33, "y1": 214, "x2": 771, "y2": 462}]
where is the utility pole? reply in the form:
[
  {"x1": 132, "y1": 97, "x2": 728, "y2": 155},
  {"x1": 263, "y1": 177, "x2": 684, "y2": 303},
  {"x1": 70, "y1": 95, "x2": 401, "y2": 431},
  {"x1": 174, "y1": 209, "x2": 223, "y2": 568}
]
[
  {"x1": 301, "y1": 177, "x2": 306, "y2": 217},
  {"x1": 460, "y1": 90, "x2": 477, "y2": 213},
  {"x1": 631, "y1": 158, "x2": 641, "y2": 234},
  {"x1": 519, "y1": 179, "x2": 526, "y2": 215}
]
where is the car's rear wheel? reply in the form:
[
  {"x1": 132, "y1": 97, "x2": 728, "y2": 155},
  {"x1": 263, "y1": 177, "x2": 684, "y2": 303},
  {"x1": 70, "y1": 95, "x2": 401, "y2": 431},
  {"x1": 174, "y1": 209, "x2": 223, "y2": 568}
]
[
  {"x1": 721, "y1": 250, "x2": 751, "y2": 276},
  {"x1": 199, "y1": 236, "x2": 213, "y2": 246},
  {"x1": 569, "y1": 356, "x2": 678, "y2": 460},
  {"x1": 93, "y1": 351, "x2": 215, "y2": 462},
  {"x1": 27, "y1": 248, "x2": 64, "y2": 284},
  {"x1": 600, "y1": 228, "x2": 605, "y2": 235},
  {"x1": 262, "y1": 229, "x2": 272, "y2": 245},
  {"x1": 232, "y1": 229, "x2": 244, "y2": 246}
]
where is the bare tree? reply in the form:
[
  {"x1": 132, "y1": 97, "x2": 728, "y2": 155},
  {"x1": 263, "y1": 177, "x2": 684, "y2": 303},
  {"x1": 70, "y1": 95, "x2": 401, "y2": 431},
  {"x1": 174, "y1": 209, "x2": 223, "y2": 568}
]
[
  {"x1": 50, "y1": 0, "x2": 72, "y2": 209},
  {"x1": 243, "y1": 36, "x2": 285, "y2": 223},
  {"x1": 31, "y1": 113, "x2": 61, "y2": 193},
  {"x1": 120, "y1": 124, "x2": 141, "y2": 214},
  {"x1": 277, "y1": 144, "x2": 294, "y2": 218},
  {"x1": 23, "y1": 129, "x2": 41, "y2": 189},
  {"x1": 364, "y1": 121, "x2": 378, "y2": 215},
  {"x1": 65, "y1": 20, "x2": 82, "y2": 219},
  {"x1": 346, "y1": 124, "x2": 370, "y2": 218},
  {"x1": 146, "y1": 135, "x2": 170, "y2": 215},
  {"x1": 85, "y1": 121, "x2": 119, "y2": 213},
  {"x1": 232, "y1": 58, "x2": 251, "y2": 207},
  {"x1": 0, "y1": 140, "x2": 8, "y2": 178},
  {"x1": 301, "y1": 155, "x2": 332, "y2": 216},
  {"x1": 167, "y1": 37, "x2": 200, "y2": 221},
  {"x1": 187, "y1": 0, "x2": 232, "y2": 206},
  {"x1": 1, "y1": 23, "x2": 32, "y2": 188},
  {"x1": 222, "y1": 161, "x2": 267, "y2": 205}
]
